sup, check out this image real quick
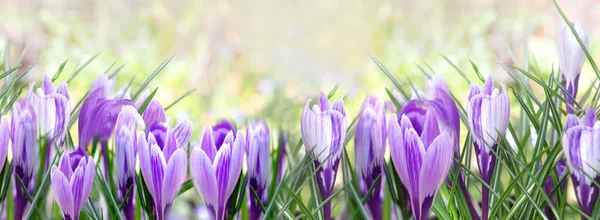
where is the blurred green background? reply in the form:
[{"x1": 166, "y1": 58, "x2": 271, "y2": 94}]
[
  {"x1": 1, "y1": 0, "x2": 600, "y2": 135},
  {"x1": 2, "y1": 0, "x2": 600, "y2": 217}
]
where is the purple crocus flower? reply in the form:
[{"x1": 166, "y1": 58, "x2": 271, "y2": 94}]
[
  {"x1": 190, "y1": 126, "x2": 245, "y2": 220},
  {"x1": 78, "y1": 88, "x2": 132, "y2": 149},
  {"x1": 245, "y1": 120, "x2": 271, "y2": 220},
  {"x1": 0, "y1": 116, "x2": 9, "y2": 172},
  {"x1": 467, "y1": 76, "x2": 510, "y2": 220},
  {"x1": 562, "y1": 108, "x2": 600, "y2": 217},
  {"x1": 143, "y1": 100, "x2": 192, "y2": 154},
  {"x1": 557, "y1": 23, "x2": 588, "y2": 113},
  {"x1": 301, "y1": 92, "x2": 347, "y2": 220},
  {"x1": 11, "y1": 100, "x2": 38, "y2": 220},
  {"x1": 139, "y1": 131, "x2": 188, "y2": 220},
  {"x1": 114, "y1": 105, "x2": 145, "y2": 219},
  {"x1": 51, "y1": 149, "x2": 95, "y2": 220},
  {"x1": 389, "y1": 101, "x2": 454, "y2": 220},
  {"x1": 355, "y1": 96, "x2": 386, "y2": 219},
  {"x1": 28, "y1": 75, "x2": 71, "y2": 145}
]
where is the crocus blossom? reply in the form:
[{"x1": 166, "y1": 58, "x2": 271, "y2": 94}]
[
  {"x1": 190, "y1": 126, "x2": 244, "y2": 220},
  {"x1": 389, "y1": 104, "x2": 454, "y2": 220},
  {"x1": 114, "y1": 105, "x2": 145, "y2": 219},
  {"x1": 51, "y1": 149, "x2": 95, "y2": 220},
  {"x1": 557, "y1": 23, "x2": 588, "y2": 113},
  {"x1": 27, "y1": 75, "x2": 71, "y2": 145},
  {"x1": 245, "y1": 121, "x2": 271, "y2": 220},
  {"x1": 355, "y1": 96, "x2": 386, "y2": 219},
  {"x1": 11, "y1": 100, "x2": 38, "y2": 220},
  {"x1": 467, "y1": 76, "x2": 510, "y2": 220},
  {"x1": 139, "y1": 132, "x2": 188, "y2": 220},
  {"x1": 563, "y1": 108, "x2": 600, "y2": 217},
  {"x1": 300, "y1": 92, "x2": 347, "y2": 220}
]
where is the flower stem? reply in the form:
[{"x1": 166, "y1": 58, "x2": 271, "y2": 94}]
[{"x1": 482, "y1": 186, "x2": 489, "y2": 220}]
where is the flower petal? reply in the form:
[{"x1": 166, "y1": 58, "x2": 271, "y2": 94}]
[
  {"x1": 173, "y1": 120, "x2": 193, "y2": 148},
  {"x1": 142, "y1": 100, "x2": 167, "y2": 127},
  {"x1": 201, "y1": 126, "x2": 218, "y2": 161},
  {"x1": 161, "y1": 148, "x2": 188, "y2": 210},
  {"x1": 418, "y1": 133, "x2": 453, "y2": 217},
  {"x1": 52, "y1": 166, "x2": 74, "y2": 218},
  {"x1": 190, "y1": 148, "x2": 219, "y2": 209}
]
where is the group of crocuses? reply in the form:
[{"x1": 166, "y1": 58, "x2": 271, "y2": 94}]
[
  {"x1": 4, "y1": 72, "x2": 277, "y2": 220},
  {"x1": 0, "y1": 22, "x2": 597, "y2": 220},
  {"x1": 301, "y1": 22, "x2": 597, "y2": 220}
]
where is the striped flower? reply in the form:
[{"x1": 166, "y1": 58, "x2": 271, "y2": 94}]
[
  {"x1": 389, "y1": 101, "x2": 454, "y2": 220},
  {"x1": 11, "y1": 100, "x2": 38, "y2": 220},
  {"x1": 467, "y1": 76, "x2": 510, "y2": 220},
  {"x1": 563, "y1": 108, "x2": 600, "y2": 217},
  {"x1": 190, "y1": 126, "x2": 245, "y2": 220},
  {"x1": 557, "y1": 23, "x2": 588, "y2": 113},
  {"x1": 114, "y1": 105, "x2": 145, "y2": 219},
  {"x1": 355, "y1": 96, "x2": 386, "y2": 219},
  {"x1": 246, "y1": 120, "x2": 272, "y2": 220},
  {"x1": 51, "y1": 149, "x2": 95, "y2": 220},
  {"x1": 300, "y1": 92, "x2": 347, "y2": 220}
]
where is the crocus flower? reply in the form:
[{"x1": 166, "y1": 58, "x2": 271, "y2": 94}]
[
  {"x1": 467, "y1": 76, "x2": 510, "y2": 220},
  {"x1": 0, "y1": 116, "x2": 9, "y2": 172},
  {"x1": 11, "y1": 100, "x2": 38, "y2": 220},
  {"x1": 28, "y1": 75, "x2": 71, "y2": 145},
  {"x1": 51, "y1": 149, "x2": 95, "y2": 220},
  {"x1": 355, "y1": 96, "x2": 386, "y2": 219},
  {"x1": 78, "y1": 87, "x2": 132, "y2": 149},
  {"x1": 27, "y1": 75, "x2": 71, "y2": 171},
  {"x1": 246, "y1": 120, "x2": 271, "y2": 220},
  {"x1": 139, "y1": 131, "x2": 188, "y2": 220},
  {"x1": 563, "y1": 108, "x2": 600, "y2": 217},
  {"x1": 389, "y1": 103, "x2": 454, "y2": 220},
  {"x1": 557, "y1": 23, "x2": 588, "y2": 113},
  {"x1": 191, "y1": 126, "x2": 244, "y2": 220},
  {"x1": 114, "y1": 105, "x2": 145, "y2": 219},
  {"x1": 143, "y1": 100, "x2": 192, "y2": 154},
  {"x1": 300, "y1": 92, "x2": 347, "y2": 220}
]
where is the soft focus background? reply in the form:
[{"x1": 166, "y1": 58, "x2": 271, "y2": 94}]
[
  {"x1": 1, "y1": 0, "x2": 600, "y2": 216},
  {"x1": 1, "y1": 0, "x2": 600, "y2": 134}
]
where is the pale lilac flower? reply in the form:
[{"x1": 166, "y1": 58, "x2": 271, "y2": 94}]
[
  {"x1": 51, "y1": 149, "x2": 95, "y2": 220},
  {"x1": 355, "y1": 96, "x2": 386, "y2": 219},
  {"x1": 245, "y1": 121, "x2": 271, "y2": 219},
  {"x1": 11, "y1": 100, "x2": 38, "y2": 220},
  {"x1": 389, "y1": 113, "x2": 453, "y2": 220},
  {"x1": 114, "y1": 105, "x2": 145, "y2": 219},
  {"x1": 26, "y1": 75, "x2": 71, "y2": 145},
  {"x1": 139, "y1": 132, "x2": 188, "y2": 220},
  {"x1": 557, "y1": 23, "x2": 588, "y2": 113},
  {"x1": 191, "y1": 126, "x2": 244, "y2": 220},
  {"x1": 467, "y1": 76, "x2": 510, "y2": 220},
  {"x1": 563, "y1": 108, "x2": 600, "y2": 217},
  {"x1": 300, "y1": 92, "x2": 347, "y2": 220}
]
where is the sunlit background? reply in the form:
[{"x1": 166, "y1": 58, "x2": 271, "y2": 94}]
[{"x1": 1, "y1": 0, "x2": 600, "y2": 216}]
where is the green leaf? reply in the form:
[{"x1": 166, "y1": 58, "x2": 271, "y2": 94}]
[{"x1": 137, "y1": 87, "x2": 159, "y2": 114}]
